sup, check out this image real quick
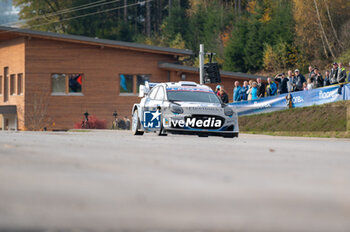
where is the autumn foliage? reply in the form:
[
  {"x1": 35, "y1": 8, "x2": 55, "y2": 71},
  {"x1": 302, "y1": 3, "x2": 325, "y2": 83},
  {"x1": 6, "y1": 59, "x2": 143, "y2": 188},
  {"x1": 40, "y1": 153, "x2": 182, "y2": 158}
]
[{"x1": 12, "y1": 0, "x2": 350, "y2": 74}]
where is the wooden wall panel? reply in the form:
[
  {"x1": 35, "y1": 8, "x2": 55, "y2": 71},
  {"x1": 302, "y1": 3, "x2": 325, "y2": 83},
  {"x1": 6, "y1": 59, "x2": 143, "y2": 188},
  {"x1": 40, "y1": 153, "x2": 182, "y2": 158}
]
[{"x1": 0, "y1": 37, "x2": 25, "y2": 130}]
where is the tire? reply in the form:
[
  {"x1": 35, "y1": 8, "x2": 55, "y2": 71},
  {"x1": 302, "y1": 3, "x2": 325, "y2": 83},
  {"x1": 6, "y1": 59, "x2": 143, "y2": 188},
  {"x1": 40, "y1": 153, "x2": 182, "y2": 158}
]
[
  {"x1": 198, "y1": 134, "x2": 208, "y2": 137},
  {"x1": 132, "y1": 109, "x2": 144, "y2": 136},
  {"x1": 223, "y1": 133, "x2": 239, "y2": 138}
]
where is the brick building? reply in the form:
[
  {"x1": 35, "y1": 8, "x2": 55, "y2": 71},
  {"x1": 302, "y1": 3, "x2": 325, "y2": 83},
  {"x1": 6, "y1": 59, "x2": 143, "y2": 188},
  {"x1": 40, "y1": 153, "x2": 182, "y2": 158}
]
[{"x1": 0, "y1": 26, "x2": 265, "y2": 130}]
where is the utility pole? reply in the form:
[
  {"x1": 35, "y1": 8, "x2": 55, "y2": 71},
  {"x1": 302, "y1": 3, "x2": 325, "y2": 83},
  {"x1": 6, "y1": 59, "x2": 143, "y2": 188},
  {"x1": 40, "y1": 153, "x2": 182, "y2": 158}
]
[{"x1": 199, "y1": 44, "x2": 204, "y2": 85}]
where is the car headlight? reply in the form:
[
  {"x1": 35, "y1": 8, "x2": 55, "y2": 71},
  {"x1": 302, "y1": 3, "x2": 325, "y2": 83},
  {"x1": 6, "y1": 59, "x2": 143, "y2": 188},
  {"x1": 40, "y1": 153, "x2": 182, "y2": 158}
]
[
  {"x1": 170, "y1": 104, "x2": 184, "y2": 114},
  {"x1": 224, "y1": 107, "x2": 234, "y2": 116}
]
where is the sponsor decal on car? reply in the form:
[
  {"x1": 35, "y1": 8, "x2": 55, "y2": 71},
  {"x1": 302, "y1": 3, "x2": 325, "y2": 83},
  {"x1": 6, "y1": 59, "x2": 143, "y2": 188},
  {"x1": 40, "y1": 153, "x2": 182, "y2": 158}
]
[
  {"x1": 187, "y1": 107, "x2": 223, "y2": 111},
  {"x1": 166, "y1": 87, "x2": 214, "y2": 93},
  {"x1": 143, "y1": 112, "x2": 223, "y2": 129},
  {"x1": 168, "y1": 117, "x2": 222, "y2": 128},
  {"x1": 143, "y1": 110, "x2": 161, "y2": 128}
]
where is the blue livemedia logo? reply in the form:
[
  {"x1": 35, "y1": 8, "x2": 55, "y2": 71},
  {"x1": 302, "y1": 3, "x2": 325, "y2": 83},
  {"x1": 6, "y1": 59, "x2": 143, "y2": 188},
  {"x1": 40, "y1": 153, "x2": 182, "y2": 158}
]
[{"x1": 143, "y1": 110, "x2": 161, "y2": 128}]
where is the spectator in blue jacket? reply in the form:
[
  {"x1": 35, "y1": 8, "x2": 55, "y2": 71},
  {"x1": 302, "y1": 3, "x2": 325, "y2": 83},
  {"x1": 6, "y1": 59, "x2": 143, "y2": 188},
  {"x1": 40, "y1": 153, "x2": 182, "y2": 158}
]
[
  {"x1": 241, "y1": 81, "x2": 249, "y2": 100},
  {"x1": 233, "y1": 81, "x2": 242, "y2": 102},
  {"x1": 251, "y1": 82, "x2": 258, "y2": 100},
  {"x1": 266, "y1": 78, "x2": 277, "y2": 96}
]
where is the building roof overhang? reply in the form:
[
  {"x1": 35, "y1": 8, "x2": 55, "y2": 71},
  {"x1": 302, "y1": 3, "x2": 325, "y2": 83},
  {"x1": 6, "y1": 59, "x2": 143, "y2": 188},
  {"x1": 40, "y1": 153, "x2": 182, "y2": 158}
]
[
  {"x1": 0, "y1": 26, "x2": 193, "y2": 57},
  {"x1": 0, "y1": 105, "x2": 17, "y2": 114}
]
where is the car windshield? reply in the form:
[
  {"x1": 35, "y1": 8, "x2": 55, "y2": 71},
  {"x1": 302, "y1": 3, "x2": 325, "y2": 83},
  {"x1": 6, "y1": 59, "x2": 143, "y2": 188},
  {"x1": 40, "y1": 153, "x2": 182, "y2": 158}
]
[{"x1": 167, "y1": 90, "x2": 221, "y2": 103}]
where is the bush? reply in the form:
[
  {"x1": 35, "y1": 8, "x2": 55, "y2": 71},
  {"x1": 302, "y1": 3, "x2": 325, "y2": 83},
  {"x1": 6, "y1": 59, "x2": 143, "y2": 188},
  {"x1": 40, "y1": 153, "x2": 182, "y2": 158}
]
[
  {"x1": 74, "y1": 115, "x2": 107, "y2": 129},
  {"x1": 263, "y1": 41, "x2": 304, "y2": 72}
]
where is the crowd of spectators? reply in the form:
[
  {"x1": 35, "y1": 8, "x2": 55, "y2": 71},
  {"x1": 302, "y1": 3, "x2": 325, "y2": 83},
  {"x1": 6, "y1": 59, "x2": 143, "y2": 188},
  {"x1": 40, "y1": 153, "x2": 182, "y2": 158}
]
[
  {"x1": 112, "y1": 116, "x2": 131, "y2": 130},
  {"x1": 233, "y1": 62, "x2": 350, "y2": 102}
]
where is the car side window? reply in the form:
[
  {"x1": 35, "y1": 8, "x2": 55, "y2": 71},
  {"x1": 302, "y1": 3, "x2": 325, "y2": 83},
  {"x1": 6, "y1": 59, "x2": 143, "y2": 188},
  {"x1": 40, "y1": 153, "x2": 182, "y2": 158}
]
[
  {"x1": 149, "y1": 86, "x2": 158, "y2": 99},
  {"x1": 155, "y1": 86, "x2": 165, "y2": 100}
]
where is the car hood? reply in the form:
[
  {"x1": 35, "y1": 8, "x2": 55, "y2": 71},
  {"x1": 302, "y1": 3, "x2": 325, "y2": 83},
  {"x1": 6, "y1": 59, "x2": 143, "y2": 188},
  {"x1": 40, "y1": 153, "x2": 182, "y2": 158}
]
[
  {"x1": 172, "y1": 101, "x2": 222, "y2": 108},
  {"x1": 168, "y1": 101, "x2": 229, "y2": 114}
]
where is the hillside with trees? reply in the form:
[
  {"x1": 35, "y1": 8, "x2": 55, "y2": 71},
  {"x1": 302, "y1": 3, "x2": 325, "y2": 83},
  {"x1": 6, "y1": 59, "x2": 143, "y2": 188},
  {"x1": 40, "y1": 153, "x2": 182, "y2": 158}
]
[{"x1": 7, "y1": 0, "x2": 350, "y2": 74}]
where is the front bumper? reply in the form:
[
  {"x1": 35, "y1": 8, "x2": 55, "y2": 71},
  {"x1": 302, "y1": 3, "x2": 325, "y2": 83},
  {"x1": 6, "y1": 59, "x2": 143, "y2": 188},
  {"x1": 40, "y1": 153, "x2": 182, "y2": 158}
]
[{"x1": 164, "y1": 128, "x2": 238, "y2": 137}]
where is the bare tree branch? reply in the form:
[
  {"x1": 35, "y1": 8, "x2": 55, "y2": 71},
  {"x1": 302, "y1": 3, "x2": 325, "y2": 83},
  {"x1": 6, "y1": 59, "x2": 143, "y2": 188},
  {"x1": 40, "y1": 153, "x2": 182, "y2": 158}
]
[
  {"x1": 320, "y1": 32, "x2": 329, "y2": 58},
  {"x1": 313, "y1": 0, "x2": 335, "y2": 59},
  {"x1": 323, "y1": 0, "x2": 343, "y2": 49}
]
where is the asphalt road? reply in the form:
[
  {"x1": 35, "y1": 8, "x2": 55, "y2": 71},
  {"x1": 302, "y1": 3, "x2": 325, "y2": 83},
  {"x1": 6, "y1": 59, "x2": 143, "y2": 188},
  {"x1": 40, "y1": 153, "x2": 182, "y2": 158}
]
[{"x1": 0, "y1": 131, "x2": 350, "y2": 232}]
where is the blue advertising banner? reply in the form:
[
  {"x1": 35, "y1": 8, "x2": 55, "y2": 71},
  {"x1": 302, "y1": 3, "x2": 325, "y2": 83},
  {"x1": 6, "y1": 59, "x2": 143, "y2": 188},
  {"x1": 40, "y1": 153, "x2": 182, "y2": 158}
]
[
  {"x1": 230, "y1": 83, "x2": 350, "y2": 116},
  {"x1": 343, "y1": 83, "x2": 350, "y2": 100},
  {"x1": 230, "y1": 95, "x2": 288, "y2": 116}
]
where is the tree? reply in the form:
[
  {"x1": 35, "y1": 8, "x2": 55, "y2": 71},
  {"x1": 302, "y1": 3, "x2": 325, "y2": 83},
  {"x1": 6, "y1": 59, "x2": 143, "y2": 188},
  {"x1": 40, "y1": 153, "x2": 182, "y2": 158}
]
[
  {"x1": 187, "y1": 0, "x2": 233, "y2": 60},
  {"x1": 161, "y1": 0, "x2": 190, "y2": 44},
  {"x1": 224, "y1": 20, "x2": 248, "y2": 72},
  {"x1": 224, "y1": 0, "x2": 296, "y2": 72},
  {"x1": 293, "y1": 0, "x2": 350, "y2": 63},
  {"x1": 13, "y1": 0, "x2": 72, "y2": 32},
  {"x1": 13, "y1": 0, "x2": 175, "y2": 41},
  {"x1": 20, "y1": 91, "x2": 52, "y2": 131},
  {"x1": 12, "y1": 0, "x2": 350, "y2": 74}
]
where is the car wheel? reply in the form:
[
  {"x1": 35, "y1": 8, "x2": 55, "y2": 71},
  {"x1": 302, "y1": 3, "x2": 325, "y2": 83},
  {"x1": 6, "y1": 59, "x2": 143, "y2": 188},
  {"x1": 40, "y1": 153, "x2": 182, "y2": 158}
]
[
  {"x1": 198, "y1": 134, "x2": 208, "y2": 137},
  {"x1": 132, "y1": 109, "x2": 144, "y2": 136},
  {"x1": 222, "y1": 133, "x2": 239, "y2": 138}
]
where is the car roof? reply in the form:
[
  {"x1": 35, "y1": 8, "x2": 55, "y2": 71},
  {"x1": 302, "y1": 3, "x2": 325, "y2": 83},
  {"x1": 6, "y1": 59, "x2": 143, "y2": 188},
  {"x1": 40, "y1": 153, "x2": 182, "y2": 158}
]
[
  {"x1": 160, "y1": 82, "x2": 215, "y2": 94},
  {"x1": 163, "y1": 81, "x2": 211, "y2": 90}
]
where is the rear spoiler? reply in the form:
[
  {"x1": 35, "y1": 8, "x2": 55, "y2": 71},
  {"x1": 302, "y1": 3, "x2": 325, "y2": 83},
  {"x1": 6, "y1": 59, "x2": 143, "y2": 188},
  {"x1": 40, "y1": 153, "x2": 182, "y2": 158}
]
[
  {"x1": 139, "y1": 81, "x2": 160, "y2": 97},
  {"x1": 147, "y1": 82, "x2": 158, "y2": 89}
]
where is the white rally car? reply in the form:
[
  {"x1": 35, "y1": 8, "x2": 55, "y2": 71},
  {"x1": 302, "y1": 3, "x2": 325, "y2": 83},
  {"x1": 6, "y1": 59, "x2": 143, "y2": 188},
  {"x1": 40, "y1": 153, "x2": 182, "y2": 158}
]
[{"x1": 131, "y1": 81, "x2": 239, "y2": 138}]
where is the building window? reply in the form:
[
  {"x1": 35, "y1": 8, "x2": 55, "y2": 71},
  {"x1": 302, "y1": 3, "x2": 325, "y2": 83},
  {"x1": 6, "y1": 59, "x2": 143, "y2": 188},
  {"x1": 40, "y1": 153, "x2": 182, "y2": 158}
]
[
  {"x1": 119, "y1": 74, "x2": 134, "y2": 94},
  {"x1": 137, "y1": 75, "x2": 150, "y2": 93},
  {"x1": 17, "y1": 73, "x2": 23, "y2": 95},
  {"x1": 69, "y1": 74, "x2": 82, "y2": 93},
  {"x1": 0, "y1": 75, "x2": 2, "y2": 95},
  {"x1": 10, "y1": 74, "x2": 16, "y2": 95},
  {"x1": 4, "y1": 67, "x2": 8, "y2": 102},
  {"x1": 52, "y1": 74, "x2": 66, "y2": 93},
  {"x1": 52, "y1": 73, "x2": 83, "y2": 95},
  {"x1": 120, "y1": 74, "x2": 151, "y2": 95}
]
